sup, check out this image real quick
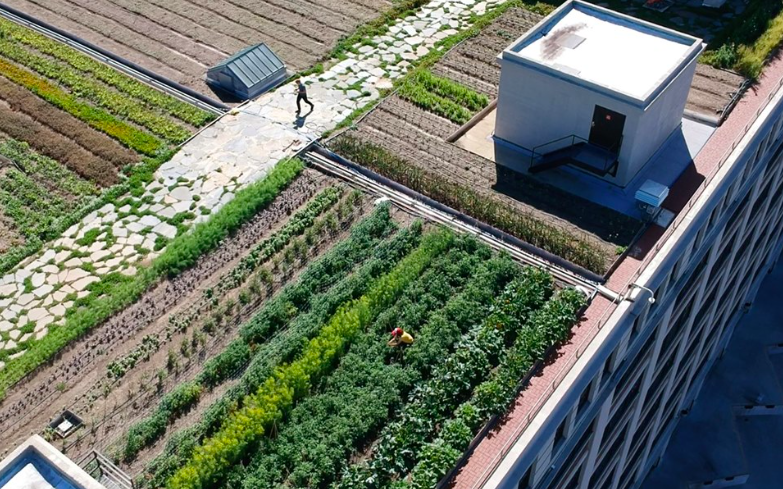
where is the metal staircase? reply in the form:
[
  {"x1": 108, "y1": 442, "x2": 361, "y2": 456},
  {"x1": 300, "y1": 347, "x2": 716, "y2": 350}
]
[
  {"x1": 78, "y1": 450, "x2": 134, "y2": 489},
  {"x1": 528, "y1": 135, "x2": 619, "y2": 177}
]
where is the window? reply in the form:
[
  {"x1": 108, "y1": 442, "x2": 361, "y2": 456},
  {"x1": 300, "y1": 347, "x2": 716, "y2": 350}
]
[
  {"x1": 518, "y1": 466, "x2": 532, "y2": 489},
  {"x1": 553, "y1": 417, "x2": 568, "y2": 452},
  {"x1": 577, "y1": 381, "x2": 592, "y2": 417}
]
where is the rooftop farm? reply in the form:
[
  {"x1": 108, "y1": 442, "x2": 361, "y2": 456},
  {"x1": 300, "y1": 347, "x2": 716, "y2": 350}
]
[{"x1": 0, "y1": 16, "x2": 214, "y2": 271}]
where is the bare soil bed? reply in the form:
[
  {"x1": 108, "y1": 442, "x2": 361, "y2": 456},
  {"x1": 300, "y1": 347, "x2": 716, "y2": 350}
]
[
  {"x1": 0, "y1": 169, "x2": 356, "y2": 459},
  {"x1": 3, "y1": 0, "x2": 393, "y2": 99}
]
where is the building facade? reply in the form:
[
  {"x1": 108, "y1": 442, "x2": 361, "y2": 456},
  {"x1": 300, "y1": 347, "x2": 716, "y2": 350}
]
[{"x1": 483, "y1": 66, "x2": 783, "y2": 489}]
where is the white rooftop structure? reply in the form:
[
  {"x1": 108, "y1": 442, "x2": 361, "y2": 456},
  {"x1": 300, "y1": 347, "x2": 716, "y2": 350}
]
[
  {"x1": 515, "y1": 4, "x2": 699, "y2": 102},
  {"x1": 494, "y1": 0, "x2": 704, "y2": 187}
]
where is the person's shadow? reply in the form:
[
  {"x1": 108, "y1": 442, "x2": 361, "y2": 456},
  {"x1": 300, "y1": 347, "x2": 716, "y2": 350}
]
[{"x1": 294, "y1": 107, "x2": 313, "y2": 129}]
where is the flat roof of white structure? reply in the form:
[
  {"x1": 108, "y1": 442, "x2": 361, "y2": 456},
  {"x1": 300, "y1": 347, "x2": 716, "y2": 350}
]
[
  {"x1": 0, "y1": 436, "x2": 104, "y2": 489},
  {"x1": 503, "y1": 0, "x2": 703, "y2": 105}
]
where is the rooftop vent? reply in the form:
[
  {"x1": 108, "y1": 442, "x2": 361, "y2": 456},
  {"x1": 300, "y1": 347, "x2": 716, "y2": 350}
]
[
  {"x1": 635, "y1": 179, "x2": 670, "y2": 207},
  {"x1": 557, "y1": 33, "x2": 585, "y2": 49}
]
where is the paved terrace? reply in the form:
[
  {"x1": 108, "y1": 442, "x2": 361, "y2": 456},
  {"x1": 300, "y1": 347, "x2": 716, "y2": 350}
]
[
  {"x1": 0, "y1": 0, "x2": 506, "y2": 367},
  {"x1": 449, "y1": 52, "x2": 783, "y2": 489}
]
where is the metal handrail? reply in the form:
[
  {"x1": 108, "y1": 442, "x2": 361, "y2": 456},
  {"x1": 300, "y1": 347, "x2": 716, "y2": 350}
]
[{"x1": 529, "y1": 134, "x2": 621, "y2": 174}]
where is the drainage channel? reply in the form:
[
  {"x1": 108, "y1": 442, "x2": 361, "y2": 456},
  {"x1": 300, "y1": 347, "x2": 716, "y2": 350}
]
[
  {"x1": 305, "y1": 146, "x2": 619, "y2": 301},
  {"x1": 0, "y1": 3, "x2": 226, "y2": 115}
]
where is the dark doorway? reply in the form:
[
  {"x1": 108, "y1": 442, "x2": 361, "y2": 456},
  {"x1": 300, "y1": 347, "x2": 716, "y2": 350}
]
[{"x1": 589, "y1": 105, "x2": 625, "y2": 153}]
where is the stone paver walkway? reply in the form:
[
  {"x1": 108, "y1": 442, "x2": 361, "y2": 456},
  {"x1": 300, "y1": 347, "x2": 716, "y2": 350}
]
[{"x1": 0, "y1": 0, "x2": 506, "y2": 367}]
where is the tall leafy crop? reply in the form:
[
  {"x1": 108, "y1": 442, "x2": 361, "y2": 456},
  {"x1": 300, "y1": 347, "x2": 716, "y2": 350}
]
[
  {"x1": 226, "y1": 240, "x2": 520, "y2": 489},
  {"x1": 335, "y1": 268, "x2": 554, "y2": 488},
  {"x1": 140, "y1": 219, "x2": 423, "y2": 488},
  {"x1": 406, "y1": 288, "x2": 587, "y2": 488},
  {"x1": 167, "y1": 229, "x2": 454, "y2": 488}
]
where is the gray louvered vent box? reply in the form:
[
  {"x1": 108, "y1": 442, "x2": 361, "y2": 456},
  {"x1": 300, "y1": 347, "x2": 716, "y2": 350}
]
[{"x1": 207, "y1": 43, "x2": 287, "y2": 100}]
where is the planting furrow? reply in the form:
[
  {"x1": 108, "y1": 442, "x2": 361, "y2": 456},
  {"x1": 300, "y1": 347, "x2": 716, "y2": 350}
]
[
  {"x1": 225, "y1": 239, "x2": 522, "y2": 489},
  {"x1": 3, "y1": 0, "x2": 204, "y2": 78},
  {"x1": 105, "y1": 0, "x2": 243, "y2": 56},
  {"x1": 137, "y1": 217, "x2": 424, "y2": 487},
  {"x1": 0, "y1": 164, "x2": 314, "y2": 431},
  {"x1": 379, "y1": 98, "x2": 458, "y2": 140},
  {"x1": 0, "y1": 39, "x2": 191, "y2": 143},
  {"x1": 0, "y1": 103, "x2": 120, "y2": 186},
  {"x1": 0, "y1": 139, "x2": 98, "y2": 201},
  {"x1": 0, "y1": 72, "x2": 139, "y2": 166},
  {"x1": 331, "y1": 133, "x2": 609, "y2": 273},
  {"x1": 0, "y1": 56, "x2": 162, "y2": 155},
  {"x1": 120, "y1": 204, "x2": 407, "y2": 472}
]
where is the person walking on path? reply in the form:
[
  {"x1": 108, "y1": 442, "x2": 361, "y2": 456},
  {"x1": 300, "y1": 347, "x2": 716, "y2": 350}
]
[{"x1": 296, "y1": 79, "x2": 314, "y2": 113}]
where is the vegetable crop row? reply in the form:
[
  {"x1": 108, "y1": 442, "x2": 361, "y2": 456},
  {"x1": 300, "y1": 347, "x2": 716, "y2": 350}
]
[
  {"x1": 139, "y1": 217, "x2": 424, "y2": 489},
  {"x1": 397, "y1": 70, "x2": 489, "y2": 124},
  {"x1": 331, "y1": 135, "x2": 607, "y2": 273},
  {"x1": 405, "y1": 288, "x2": 586, "y2": 488},
  {"x1": 0, "y1": 17, "x2": 214, "y2": 126},
  {"x1": 121, "y1": 202, "x2": 400, "y2": 462},
  {"x1": 211, "y1": 186, "x2": 347, "y2": 296},
  {"x1": 166, "y1": 229, "x2": 454, "y2": 489},
  {"x1": 0, "y1": 39, "x2": 191, "y2": 143},
  {"x1": 0, "y1": 88, "x2": 120, "y2": 186},
  {"x1": 0, "y1": 56, "x2": 162, "y2": 155},
  {"x1": 227, "y1": 239, "x2": 521, "y2": 489},
  {"x1": 336, "y1": 268, "x2": 554, "y2": 488}
]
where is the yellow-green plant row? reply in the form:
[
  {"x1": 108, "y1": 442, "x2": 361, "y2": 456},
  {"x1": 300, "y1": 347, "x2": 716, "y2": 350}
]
[
  {"x1": 0, "y1": 38, "x2": 190, "y2": 143},
  {"x1": 167, "y1": 229, "x2": 455, "y2": 489},
  {"x1": 0, "y1": 17, "x2": 214, "y2": 127},
  {"x1": 0, "y1": 56, "x2": 162, "y2": 155}
]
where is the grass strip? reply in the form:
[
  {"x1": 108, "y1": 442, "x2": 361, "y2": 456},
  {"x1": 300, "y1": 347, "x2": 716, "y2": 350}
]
[
  {"x1": 0, "y1": 159, "x2": 303, "y2": 399},
  {"x1": 0, "y1": 17, "x2": 214, "y2": 127},
  {"x1": 701, "y1": 0, "x2": 783, "y2": 79},
  {"x1": 0, "y1": 56, "x2": 162, "y2": 155},
  {"x1": 166, "y1": 228, "x2": 454, "y2": 489},
  {"x1": 331, "y1": 135, "x2": 606, "y2": 273}
]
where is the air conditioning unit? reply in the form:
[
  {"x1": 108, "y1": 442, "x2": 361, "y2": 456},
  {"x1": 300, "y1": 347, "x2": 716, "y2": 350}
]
[{"x1": 635, "y1": 179, "x2": 669, "y2": 221}]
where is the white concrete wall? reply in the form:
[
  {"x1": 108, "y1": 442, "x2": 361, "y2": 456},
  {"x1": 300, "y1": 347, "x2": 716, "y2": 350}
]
[
  {"x1": 621, "y1": 56, "x2": 699, "y2": 185},
  {"x1": 494, "y1": 55, "x2": 698, "y2": 187}
]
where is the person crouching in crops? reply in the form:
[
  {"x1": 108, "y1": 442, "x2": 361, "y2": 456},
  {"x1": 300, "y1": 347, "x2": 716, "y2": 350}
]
[{"x1": 388, "y1": 327, "x2": 414, "y2": 347}]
